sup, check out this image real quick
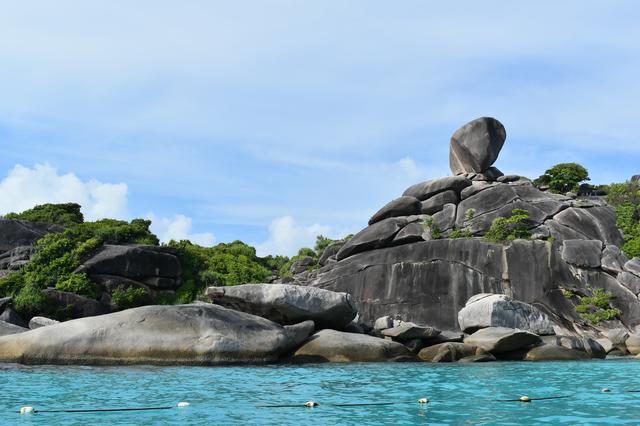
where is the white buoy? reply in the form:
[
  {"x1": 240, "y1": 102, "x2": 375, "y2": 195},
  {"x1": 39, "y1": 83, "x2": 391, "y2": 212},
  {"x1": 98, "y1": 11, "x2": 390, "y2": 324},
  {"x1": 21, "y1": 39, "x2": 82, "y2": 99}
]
[
  {"x1": 418, "y1": 398, "x2": 429, "y2": 404},
  {"x1": 519, "y1": 396, "x2": 531, "y2": 403},
  {"x1": 602, "y1": 388, "x2": 611, "y2": 393},
  {"x1": 304, "y1": 401, "x2": 318, "y2": 407},
  {"x1": 177, "y1": 402, "x2": 191, "y2": 408},
  {"x1": 19, "y1": 406, "x2": 35, "y2": 414}
]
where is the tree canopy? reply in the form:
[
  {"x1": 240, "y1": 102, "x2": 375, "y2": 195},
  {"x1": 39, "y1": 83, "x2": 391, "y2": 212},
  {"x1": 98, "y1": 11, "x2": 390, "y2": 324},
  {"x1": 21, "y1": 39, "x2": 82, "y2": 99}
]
[{"x1": 534, "y1": 163, "x2": 590, "y2": 194}]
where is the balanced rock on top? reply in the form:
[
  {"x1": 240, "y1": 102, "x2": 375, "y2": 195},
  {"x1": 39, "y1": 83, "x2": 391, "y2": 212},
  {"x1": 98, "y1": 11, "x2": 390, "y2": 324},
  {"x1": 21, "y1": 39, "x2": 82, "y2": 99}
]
[{"x1": 449, "y1": 117, "x2": 506, "y2": 175}]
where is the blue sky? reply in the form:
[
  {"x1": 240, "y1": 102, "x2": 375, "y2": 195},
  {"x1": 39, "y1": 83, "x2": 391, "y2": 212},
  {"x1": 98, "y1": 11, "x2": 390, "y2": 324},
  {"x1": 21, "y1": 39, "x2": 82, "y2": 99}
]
[{"x1": 1, "y1": 1, "x2": 639, "y2": 255}]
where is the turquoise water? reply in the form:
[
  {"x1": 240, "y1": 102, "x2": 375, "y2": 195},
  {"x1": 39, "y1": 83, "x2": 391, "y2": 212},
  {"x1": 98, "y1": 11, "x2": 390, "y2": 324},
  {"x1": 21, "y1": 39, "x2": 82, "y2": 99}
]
[{"x1": 2, "y1": 360, "x2": 640, "y2": 425}]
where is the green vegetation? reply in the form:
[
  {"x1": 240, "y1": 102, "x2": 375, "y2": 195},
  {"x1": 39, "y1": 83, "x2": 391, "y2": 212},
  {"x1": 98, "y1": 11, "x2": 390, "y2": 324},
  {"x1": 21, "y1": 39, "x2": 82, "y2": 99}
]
[
  {"x1": 534, "y1": 163, "x2": 590, "y2": 194},
  {"x1": 55, "y1": 273, "x2": 100, "y2": 299},
  {"x1": 0, "y1": 215, "x2": 159, "y2": 318},
  {"x1": 4, "y1": 202, "x2": 84, "y2": 227},
  {"x1": 575, "y1": 288, "x2": 621, "y2": 324},
  {"x1": 483, "y1": 209, "x2": 531, "y2": 242},
  {"x1": 602, "y1": 180, "x2": 640, "y2": 258},
  {"x1": 422, "y1": 217, "x2": 441, "y2": 239},
  {"x1": 167, "y1": 240, "x2": 277, "y2": 303},
  {"x1": 111, "y1": 287, "x2": 150, "y2": 309},
  {"x1": 449, "y1": 228, "x2": 472, "y2": 239}
]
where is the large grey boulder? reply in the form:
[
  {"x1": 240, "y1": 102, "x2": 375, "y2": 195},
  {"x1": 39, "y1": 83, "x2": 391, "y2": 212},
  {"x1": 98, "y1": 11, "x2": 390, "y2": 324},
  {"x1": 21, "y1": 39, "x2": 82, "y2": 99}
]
[
  {"x1": 457, "y1": 294, "x2": 556, "y2": 335},
  {"x1": 290, "y1": 256, "x2": 315, "y2": 275},
  {"x1": 0, "y1": 246, "x2": 36, "y2": 271},
  {"x1": 76, "y1": 245, "x2": 181, "y2": 280},
  {"x1": 402, "y1": 176, "x2": 471, "y2": 201},
  {"x1": 392, "y1": 223, "x2": 426, "y2": 245},
  {"x1": 0, "y1": 320, "x2": 28, "y2": 337},
  {"x1": 524, "y1": 344, "x2": 590, "y2": 361},
  {"x1": 463, "y1": 327, "x2": 541, "y2": 353},
  {"x1": 369, "y1": 196, "x2": 421, "y2": 225},
  {"x1": 418, "y1": 342, "x2": 478, "y2": 362},
  {"x1": 206, "y1": 284, "x2": 356, "y2": 329},
  {"x1": 548, "y1": 207, "x2": 623, "y2": 246},
  {"x1": 0, "y1": 218, "x2": 63, "y2": 253},
  {"x1": 617, "y1": 272, "x2": 640, "y2": 294},
  {"x1": 561, "y1": 240, "x2": 603, "y2": 268},
  {"x1": 449, "y1": 117, "x2": 506, "y2": 174},
  {"x1": 0, "y1": 304, "x2": 314, "y2": 365},
  {"x1": 336, "y1": 217, "x2": 407, "y2": 261},
  {"x1": 290, "y1": 329, "x2": 415, "y2": 362},
  {"x1": 541, "y1": 335, "x2": 606, "y2": 359}
]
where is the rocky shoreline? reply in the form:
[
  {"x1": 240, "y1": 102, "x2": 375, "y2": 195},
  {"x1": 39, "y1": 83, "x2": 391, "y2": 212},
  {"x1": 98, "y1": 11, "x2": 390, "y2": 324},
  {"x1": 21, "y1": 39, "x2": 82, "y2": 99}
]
[{"x1": 2, "y1": 116, "x2": 640, "y2": 366}]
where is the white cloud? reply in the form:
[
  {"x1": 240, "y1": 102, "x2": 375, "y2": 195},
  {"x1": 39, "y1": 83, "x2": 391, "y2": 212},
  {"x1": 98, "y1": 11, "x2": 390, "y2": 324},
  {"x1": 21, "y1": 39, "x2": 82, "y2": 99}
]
[
  {"x1": 0, "y1": 163, "x2": 128, "y2": 220},
  {"x1": 148, "y1": 213, "x2": 215, "y2": 247},
  {"x1": 255, "y1": 216, "x2": 334, "y2": 257}
]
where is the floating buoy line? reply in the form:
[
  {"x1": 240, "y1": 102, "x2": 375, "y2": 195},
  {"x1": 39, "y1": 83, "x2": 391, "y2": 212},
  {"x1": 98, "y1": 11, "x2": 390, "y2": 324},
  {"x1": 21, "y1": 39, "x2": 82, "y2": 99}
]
[
  {"x1": 18, "y1": 389, "x2": 640, "y2": 415},
  {"x1": 18, "y1": 402, "x2": 190, "y2": 415}
]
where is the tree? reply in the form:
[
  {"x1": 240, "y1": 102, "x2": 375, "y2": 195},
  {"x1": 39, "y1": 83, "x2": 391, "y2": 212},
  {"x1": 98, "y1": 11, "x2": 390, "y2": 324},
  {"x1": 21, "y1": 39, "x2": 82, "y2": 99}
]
[{"x1": 535, "y1": 163, "x2": 590, "y2": 194}]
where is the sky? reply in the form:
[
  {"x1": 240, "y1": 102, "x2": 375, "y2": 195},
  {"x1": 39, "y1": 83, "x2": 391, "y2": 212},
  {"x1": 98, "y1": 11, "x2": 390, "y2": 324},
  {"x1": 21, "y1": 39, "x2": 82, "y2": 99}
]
[{"x1": 1, "y1": 1, "x2": 639, "y2": 256}]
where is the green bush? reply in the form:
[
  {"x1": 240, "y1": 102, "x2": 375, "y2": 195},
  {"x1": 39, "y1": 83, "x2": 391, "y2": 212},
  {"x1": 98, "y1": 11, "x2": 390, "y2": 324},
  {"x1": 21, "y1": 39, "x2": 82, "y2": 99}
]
[
  {"x1": 422, "y1": 217, "x2": 441, "y2": 239},
  {"x1": 4, "y1": 202, "x2": 84, "y2": 227},
  {"x1": 534, "y1": 163, "x2": 590, "y2": 194},
  {"x1": 575, "y1": 288, "x2": 621, "y2": 324},
  {"x1": 602, "y1": 181, "x2": 640, "y2": 258},
  {"x1": 55, "y1": 273, "x2": 100, "y2": 299},
  {"x1": 483, "y1": 209, "x2": 531, "y2": 242},
  {"x1": 449, "y1": 228, "x2": 472, "y2": 239},
  {"x1": 111, "y1": 287, "x2": 149, "y2": 309}
]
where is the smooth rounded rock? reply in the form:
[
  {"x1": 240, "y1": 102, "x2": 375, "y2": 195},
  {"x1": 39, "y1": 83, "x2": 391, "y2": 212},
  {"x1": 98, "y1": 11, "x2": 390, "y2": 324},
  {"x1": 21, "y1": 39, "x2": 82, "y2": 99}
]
[
  {"x1": 464, "y1": 327, "x2": 541, "y2": 353},
  {"x1": 0, "y1": 304, "x2": 314, "y2": 365},
  {"x1": 290, "y1": 329, "x2": 415, "y2": 363},
  {"x1": 524, "y1": 344, "x2": 590, "y2": 361},
  {"x1": 418, "y1": 342, "x2": 477, "y2": 362},
  {"x1": 449, "y1": 117, "x2": 506, "y2": 174},
  {"x1": 369, "y1": 196, "x2": 421, "y2": 225}
]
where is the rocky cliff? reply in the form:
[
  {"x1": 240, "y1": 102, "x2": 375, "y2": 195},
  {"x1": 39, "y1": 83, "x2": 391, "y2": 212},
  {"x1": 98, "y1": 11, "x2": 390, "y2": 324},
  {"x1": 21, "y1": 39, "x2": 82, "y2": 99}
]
[{"x1": 294, "y1": 117, "x2": 639, "y2": 339}]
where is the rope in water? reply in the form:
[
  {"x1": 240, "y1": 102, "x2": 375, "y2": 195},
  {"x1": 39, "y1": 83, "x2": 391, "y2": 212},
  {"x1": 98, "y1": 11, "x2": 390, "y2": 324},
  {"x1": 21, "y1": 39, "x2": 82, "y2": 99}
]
[{"x1": 18, "y1": 402, "x2": 190, "y2": 414}]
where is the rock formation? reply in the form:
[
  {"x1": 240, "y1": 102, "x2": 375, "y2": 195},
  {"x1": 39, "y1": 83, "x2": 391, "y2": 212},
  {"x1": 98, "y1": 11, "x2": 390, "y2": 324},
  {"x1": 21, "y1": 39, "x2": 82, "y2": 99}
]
[
  {"x1": 0, "y1": 304, "x2": 314, "y2": 365},
  {"x1": 292, "y1": 116, "x2": 640, "y2": 346}
]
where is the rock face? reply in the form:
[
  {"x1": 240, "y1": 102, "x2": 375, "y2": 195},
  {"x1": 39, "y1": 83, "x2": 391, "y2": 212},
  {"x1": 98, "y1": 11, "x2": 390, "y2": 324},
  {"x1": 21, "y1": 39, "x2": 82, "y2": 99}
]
[
  {"x1": 463, "y1": 327, "x2": 541, "y2": 353},
  {"x1": 561, "y1": 240, "x2": 603, "y2": 268},
  {"x1": 457, "y1": 294, "x2": 556, "y2": 335},
  {"x1": 449, "y1": 117, "x2": 506, "y2": 175},
  {"x1": 0, "y1": 304, "x2": 314, "y2": 365},
  {"x1": 290, "y1": 329, "x2": 414, "y2": 363},
  {"x1": 336, "y1": 218, "x2": 408, "y2": 261},
  {"x1": 206, "y1": 284, "x2": 356, "y2": 330},
  {"x1": 0, "y1": 218, "x2": 63, "y2": 253}
]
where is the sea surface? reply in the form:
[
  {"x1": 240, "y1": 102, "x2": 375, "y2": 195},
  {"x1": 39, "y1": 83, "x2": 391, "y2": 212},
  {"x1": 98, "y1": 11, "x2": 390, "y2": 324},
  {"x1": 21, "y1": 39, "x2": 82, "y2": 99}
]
[{"x1": 2, "y1": 359, "x2": 640, "y2": 425}]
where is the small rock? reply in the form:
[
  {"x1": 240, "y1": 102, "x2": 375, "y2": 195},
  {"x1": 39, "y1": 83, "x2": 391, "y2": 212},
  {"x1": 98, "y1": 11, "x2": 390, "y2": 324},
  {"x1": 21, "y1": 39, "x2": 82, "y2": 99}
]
[
  {"x1": 601, "y1": 246, "x2": 629, "y2": 275},
  {"x1": 617, "y1": 272, "x2": 640, "y2": 294},
  {"x1": 624, "y1": 258, "x2": 640, "y2": 278},
  {"x1": 381, "y1": 323, "x2": 441, "y2": 341},
  {"x1": 0, "y1": 320, "x2": 28, "y2": 337},
  {"x1": 336, "y1": 218, "x2": 408, "y2": 261},
  {"x1": 418, "y1": 342, "x2": 478, "y2": 362},
  {"x1": 290, "y1": 256, "x2": 316, "y2": 275},
  {"x1": 0, "y1": 307, "x2": 28, "y2": 328},
  {"x1": 458, "y1": 354, "x2": 496, "y2": 363},
  {"x1": 497, "y1": 175, "x2": 521, "y2": 183},
  {"x1": 28, "y1": 316, "x2": 60, "y2": 330}
]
